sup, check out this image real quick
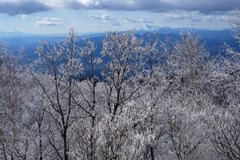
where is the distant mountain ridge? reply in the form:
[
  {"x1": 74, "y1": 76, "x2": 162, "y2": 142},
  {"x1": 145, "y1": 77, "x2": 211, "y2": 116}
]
[
  {"x1": 0, "y1": 31, "x2": 69, "y2": 38},
  {"x1": 137, "y1": 25, "x2": 233, "y2": 40},
  {"x1": 0, "y1": 27, "x2": 237, "y2": 63},
  {"x1": 0, "y1": 27, "x2": 233, "y2": 39}
]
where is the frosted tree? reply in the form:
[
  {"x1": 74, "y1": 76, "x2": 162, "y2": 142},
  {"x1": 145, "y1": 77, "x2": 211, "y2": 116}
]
[
  {"x1": 0, "y1": 45, "x2": 35, "y2": 159},
  {"x1": 24, "y1": 83, "x2": 51, "y2": 160},
  {"x1": 101, "y1": 31, "x2": 144, "y2": 118},
  {"x1": 32, "y1": 29, "x2": 82, "y2": 160},
  {"x1": 138, "y1": 33, "x2": 166, "y2": 160},
  {"x1": 202, "y1": 12, "x2": 240, "y2": 160},
  {"x1": 70, "y1": 39, "x2": 102, "y2": 160},
  {"x1": 166, "y1": 32, "x2": 209, "y2": 96},
  {"x1": 232, "y1": 11, "x2": 240, "y2": 45},
  {"x1": 96, "y1": 31, "x2": 158, "y2": 159},
  {"x1": 160, "y1": 33, "x2": 209, "y2": 160}
]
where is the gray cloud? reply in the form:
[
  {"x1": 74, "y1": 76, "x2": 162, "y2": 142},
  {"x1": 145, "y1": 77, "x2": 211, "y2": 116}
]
[
  {"x1": 0, "y1": 1, "x2": 51, "y2": 16},
  {"x1": 65, "y1": 0, "x2": 101, "y2": 10},
  {"x1": 172, "y1": 0, "x2": 240, "y2": 14},
  {"x1": 1, "y1": 0, "x2": 239, "y2": 16},
  {"x1": 69, "y1": 0, "x2": 240, "y2": 14}
]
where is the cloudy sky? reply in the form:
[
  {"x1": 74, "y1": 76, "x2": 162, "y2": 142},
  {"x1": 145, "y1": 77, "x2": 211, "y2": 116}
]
[{"x1": 0, "y1": 0, "x2": 239, "y2": 34}]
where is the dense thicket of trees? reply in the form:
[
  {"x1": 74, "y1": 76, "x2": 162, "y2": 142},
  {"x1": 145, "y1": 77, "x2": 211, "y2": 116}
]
[{"x1": 0, "y1": 16, "x2": 240, "y2": 160}]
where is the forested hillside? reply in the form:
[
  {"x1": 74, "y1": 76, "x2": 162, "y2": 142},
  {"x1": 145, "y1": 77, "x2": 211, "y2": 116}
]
[{"x1": 0, "y1": 20, "x2": 239, "y2": 160}]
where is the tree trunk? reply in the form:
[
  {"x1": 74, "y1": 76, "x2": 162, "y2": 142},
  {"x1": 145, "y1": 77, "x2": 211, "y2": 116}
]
[{"x1": 63, "y1": 129, "x2": 69, "y2": 160}]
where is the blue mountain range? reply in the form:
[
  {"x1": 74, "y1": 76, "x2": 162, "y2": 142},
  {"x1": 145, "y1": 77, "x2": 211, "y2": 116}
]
[{"x1": 0, "y1": 27, "x2": 238, "y2": 63}]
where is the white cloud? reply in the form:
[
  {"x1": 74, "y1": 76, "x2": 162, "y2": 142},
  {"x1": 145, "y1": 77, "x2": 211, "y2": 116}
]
[
  {"x1": 35, "y1": 17, "x2": 64, "y2": 26},
  {"x1": 160, "y1": 12, "x2": 201, "y2": 22},
  {"x1": 89, "y1": 14, "x2": 113, "y2": 22},
  {"x1": 89, "y1": 13, "x2": 155, "y2": 27},
  {"x1": 123, "y1": 17, "x2": 153, "y2": 23},
  {"x1": 78, "y1": 0, "x2": 96, "y2": 6},
  {"x1": 89, "y1": 13, "x2": 121, "y2": 26},
  {"x1": 21, "y1": 14, "x2": 29, "y2": 19},
  {"x1": 136, "y1": 24, "x2": 161, "y2": 31}
]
